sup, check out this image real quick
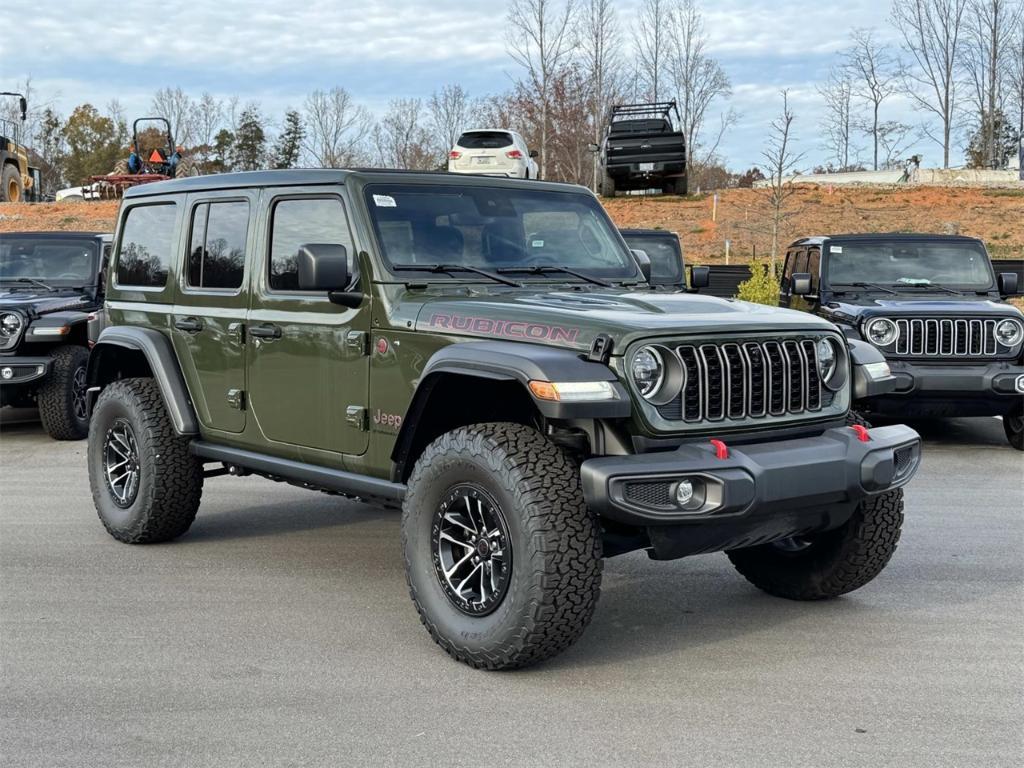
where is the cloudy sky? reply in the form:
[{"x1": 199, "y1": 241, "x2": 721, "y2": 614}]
[{"x1": 3, "y1": 0, "x2": 941, "y2": 169}]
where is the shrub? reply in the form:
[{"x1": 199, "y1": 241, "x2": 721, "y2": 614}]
[{"x1": 736, "y1": 261, "x2": 781, "y2": 305}]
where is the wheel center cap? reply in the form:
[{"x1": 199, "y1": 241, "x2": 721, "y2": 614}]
[{"x1": 476, "y1": 539, "x2": 491, "y2": 558}]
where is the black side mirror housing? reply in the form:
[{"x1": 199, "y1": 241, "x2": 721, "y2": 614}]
[
  {"x1": 19, "y1": 96, "x2": 27, "y2": 120},
  {"x1": 792, "y1": 272, "x2": 812, "y2": 296},
  {"x1": 297, "y1": 243, "x2": 349, "y2": 292},
  {"x1": 998, "y1": 271, "x2": 1019, "y2": 296},
  {"x1": 630, "y1": 248, "x2": 652, "y2": 283},
  {"x1": 528, "y1": 149, "x2": 539, "y2": 159},
  {"x1": 690, "y1": 266, "x2": 710, "y2": 290}
]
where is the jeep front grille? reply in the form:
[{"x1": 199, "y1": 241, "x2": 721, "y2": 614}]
[
  {"x1": 892, "y1": 317, "x2": 999, "y2": 357},
  {"x1": 656, "y1": 338, "x2": 833, "y2": 423}
]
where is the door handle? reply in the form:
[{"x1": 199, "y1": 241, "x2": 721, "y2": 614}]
[
  {"x1": 174, "y1": 316, "x2": 203, "y2": 333},
  {"x1": 249, "y1": 323, "x2": 282, "y2": 340}
]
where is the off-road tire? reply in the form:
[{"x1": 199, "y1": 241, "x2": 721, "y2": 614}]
[
  {"x1": 111, "y1": 159, "x2": 130, "y2": 175},
  {"x1": 175, "y1": 157, "x2": 199, "y2": 178},
  {"x1": 1004, "y1": 407, "x2": 1024, "y2": 451},
  {"x1": 600, "y1": 170, "x2": 616, "y2": 198},
  {"x1": 88, "y1": 378, "x2": 203, "y2": 543},
  {"x1": 402, "y1": 422, "x2": 603, "y2": 670},
  {"x1": 37, "y1": 345, "x2": 90, "y2": 440},
  {"x1": 846, "y1": 410, "x2": 872, "y2": 428},
  {"x1": 2, "y1": 164, "x2": 23, "y2": 203},
  {"x1": 726, "y1": 488, "x2": 904, "y2": 600}
]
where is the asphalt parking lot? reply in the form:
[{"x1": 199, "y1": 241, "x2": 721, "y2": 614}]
[{"x1": 1, "y1": 411, "x2": 1021, "y2": 768}]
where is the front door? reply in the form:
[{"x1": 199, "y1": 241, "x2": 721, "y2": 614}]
[
  {"x1": 246, "y1": 191, "x2": 370, "y2": 456},
  {"x1": 171, "y1": 191, "x2": 254, "y2": 434}
]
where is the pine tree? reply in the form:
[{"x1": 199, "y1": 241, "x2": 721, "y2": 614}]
[
  {"x1": 272, "y1": 110, "x2": 304, "y2": 169},
  {"x1": 231, "y1": 107, "x2": 266, "y2": 171}
]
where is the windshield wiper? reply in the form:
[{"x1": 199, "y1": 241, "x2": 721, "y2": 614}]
[
  {"x1": 897, "y1": 282, "x2": 964, "y2": 296},
  {"x1": 496, "y1": 265, "x2": 612, "y2": 287},
  {"x1": 391, "y1": 263, "x2": 521, "y2": 287},
  {"x1": 7, "y1": 277, "x2": 57, "y2": 292},
  {"x1": 830, "y1": 281, "x2": 898, "y2": 296}
]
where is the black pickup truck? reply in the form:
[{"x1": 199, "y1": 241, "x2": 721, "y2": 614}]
[{"x1": 595, "y1": 102, "x2": 687, "y2": 197}]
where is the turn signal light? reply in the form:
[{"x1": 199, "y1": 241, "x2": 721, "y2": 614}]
[{"x1": 528, "y1": 380, "x2": 617, "y2": 402}]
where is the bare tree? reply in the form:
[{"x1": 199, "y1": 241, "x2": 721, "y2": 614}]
[
  {"x1": 428, "y1": 84, "x2": 473, "y2": 154},
  {"x1": 846, "y1": 28, "x2": 899, "y2": 170},
  {"x1": 891, "y1": 0, "x2": 970, "y2": 168},
  {"x1": 1009, "y1": 10, "x2": 1024, "y2": 137},
  {"x1": 961, "y1": 0, "x2": 1021, "y2": 167},
  {"x1": 507, "y1": 0, "x2": 577, "y2": 179},
  {"x1": 818, "y1": 65, "x2": 858, "y2": 170},
  {"x1": 303, "y1": 87, "x2": 371, "y2": 168},
  {"x1": 150, "y1": 87, "x2": 196, "y2": 147},
  {"x1": 633, "y1": 0, "x2": 671, "y2": 101},
  {"x1": 666, "y1": 0, "x2": 734, "y2": 190},
  {"x1": 579, "y1": 0, "x2": 623, "y2": 189},
  {"x1": 760, "y1": 90, "x2": 806, "y2": 271},
  {"x1": 373, "y1": 98, "x2": 439, "y2": 170},
  {"x1": 876, "y1": 120, "x2": 919, "y2": 167}
]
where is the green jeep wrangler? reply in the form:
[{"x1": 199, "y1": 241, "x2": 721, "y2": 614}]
[{"x1": 87, "y1": 170, "x2": 921, "y2": 669}]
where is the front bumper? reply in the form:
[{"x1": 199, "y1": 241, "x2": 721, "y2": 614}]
[
  {"x1": 581, "y1": 423, "x2": 925, "y2": 532},
  {"x1": 861, "y1": 359, "x2": 1024, "y2": 416},
  {"x1": 0, "y1": 356, "x2": 52, "y2": 386}
]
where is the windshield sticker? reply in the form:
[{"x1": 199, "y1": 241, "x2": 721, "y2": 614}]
[
  {"x1": 373, "y1": 194, "x2": 397, "y2": 207},
  {"x1": 429, "y1": 313, "x2": 580, "y2": 344},
  {"x1": 531, "y1": 239, "x2": 544, "y2": 248},
  {"x1": 831, "y1": 246, "x2": 843, "y2": 253}
]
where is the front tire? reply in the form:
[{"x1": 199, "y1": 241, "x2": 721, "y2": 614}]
[
  {"x1": 37, "y1": 345, "x2": 90, "y2": 440},
  {"x1": 727, "y1": 489, "x2": 904, "y2": 600},
  {"x1": 2, "y1": 164, "x2": 23, "y2": 203},
  {"x1": 1004, "y1": 407, "x2": 1024, "y2": 450},
  {"x1": 402, "y1": 423, "x2": 602, "y2": 669},
  {"x1": 88, "y1": 378, "x2": 203, "y2": 543}
]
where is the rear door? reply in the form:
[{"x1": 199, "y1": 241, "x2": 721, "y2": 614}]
[
  {"x1": 245, "y1": 190, "x2": 370, "y2": 456},
  {"x1": 170, "y1": 190, "x2": 254, "y2": 434}
]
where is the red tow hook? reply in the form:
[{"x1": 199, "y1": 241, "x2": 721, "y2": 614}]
[
  {"x1": 710, "y1": 439, "x2": 729, "y2": 459},
  {"x1": 850, "y1": 424, "x2": 870, "y2": 442}
]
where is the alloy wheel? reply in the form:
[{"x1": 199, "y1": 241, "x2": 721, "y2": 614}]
[
  {"x1": 103, "y1": 419, "x2": 140, "y2": 508},
  {"x1": 72, "y1": 365, "x2": 88, "y2": 421}
]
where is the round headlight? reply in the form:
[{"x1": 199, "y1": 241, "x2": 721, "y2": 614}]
[
  {"x1": 864, "y1": 317, "x2": 898, "y2": 347},
  {"x1": 815, "y1": 338, "x2": 837, "y2": 382},
  {"x1": 631, "y1": 347, "x2": 664, "y2": 399},
  {"x1": 0, "y1": 312, "x2": 23, "y2": 337},
  {"x1": 994, "y1": 319, "x2": 1023, "y2": 347}
]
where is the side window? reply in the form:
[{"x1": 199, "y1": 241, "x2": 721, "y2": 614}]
[
  {"x1": 782, "y1": 250, "x2": 796, "y2": 288},
  {"x1": 269, "y1": 197, "x2": 354, "y2": 291},
  {"x1": 116, "y1": 203, "x2": 176, "y2": 288},
  {"x1": 805, "y1": 248, "x2": 821, "y2": 292},
  {"x1": 187, "y1": 201, "x2": 248, "y2": 290}
]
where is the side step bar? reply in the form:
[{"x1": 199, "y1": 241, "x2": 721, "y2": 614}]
[{"x1": 190, "y1": 441, "x2": 406, "y2": 501}]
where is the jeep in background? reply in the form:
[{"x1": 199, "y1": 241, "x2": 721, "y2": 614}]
[
  {"x1": 594, "y1": 102, "x2": 687, "y2": 197},
  {"x1": 86, "y1": 170, "x2": 920, "y2": 670},
  {"x1": 619, "y1": 228, "x2": 710, "y2": 292},
  {"x1": 1, "y1": 231, "x2": 110, "y2": 439},
  {"x1": 780, "y1": 234, "x2": 1024, "y2": 449}
]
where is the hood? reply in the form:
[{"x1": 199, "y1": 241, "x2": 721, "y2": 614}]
[
  {"x1": 410, "y1": 288, "x2": 836, "y2": 352},
  {"x1": 0, "y1": 288, "x2": 93, "y2": 317},
  {"x1": 826, "y1": 296, "x2": 1021, "y2": 319}
]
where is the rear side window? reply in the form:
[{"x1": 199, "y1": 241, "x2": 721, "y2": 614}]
[
  {"x1": 116, "y1": 203, "x2": 176, "y2": 288},
  {"x1": 187, "y1": 201, "x2": 248, "y2": 289},
  {"x1": 269, "y1": 198, "x2": 354, "y2": 291},
  {"x1": 456, "y1": 131, "x2": 513, "y2": 149}
]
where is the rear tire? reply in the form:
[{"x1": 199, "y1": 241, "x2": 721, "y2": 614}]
[
  {"x1": 88, "y1": 378, "x2": 203, "y2": 543},
  {"x1": 1004, "y1": 407, "x2": 1024, "y2": 450},
  {"x1": 37, "y1": 345, "x2": 90, "y2": 440},
  {"x1": 727, "y1": 489, "x2": 904, "y2": 600},
  {"x1": 2, "y1": 164, "x2": 23, "y2": 203},
  {"x1": 402, "y1": 422, "x2": 602, "y2": 669}
]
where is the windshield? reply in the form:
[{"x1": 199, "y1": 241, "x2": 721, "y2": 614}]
[
  {"x1": 365, "y1": 183, "x2": 640, "y2": 282},
  {"x1": 620, "y1": 233, "x2": 683, "y2": 284},
  {"x1": 826, "y1": 240, "x2": 994, "y2": 290},
  {"x1": 0, "y1": 236, "x2": 99, "y2": 286}
]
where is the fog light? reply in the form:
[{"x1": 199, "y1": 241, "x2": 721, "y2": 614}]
[
  {"x1": 675, "y1": 479, "x2": 694, "y2": 506},
  {"x1": 1016, "y1": 374, "x2": 1024, "y2": 394},
  {"x1": 1, "y1": 367, "x2": 12, "y2": 380}
]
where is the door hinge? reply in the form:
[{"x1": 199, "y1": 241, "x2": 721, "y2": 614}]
[
  {"x1": 228, "y1": 322, "x2": 245, "y2": 344},
  {"x1": 227, "y1": 389, "x2": 245, "y2": 410},
  {"x1": 345, "y1": 330, "x2": 369, "y2": 356},
  {"x1": 346, "y1": 405, "x2": 368, "y2": 431}
]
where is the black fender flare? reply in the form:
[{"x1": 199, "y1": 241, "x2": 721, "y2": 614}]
[
  {"x1": 847, "y1": 338, "x2": 897, "y2": 400},
  {"x1": 24, "y1": 310, "x2": 93, "y2": 341},
  {"x1": 87, "y1": 326, "x2": 199, "y2": 435}
]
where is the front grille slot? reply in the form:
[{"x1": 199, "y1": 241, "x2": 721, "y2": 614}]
[
  {"x1": 666, "y1": 337, "x2": 828, "y2": 424},
  {"x1": 894, "y1": 317, "x2": 997, "y2": 357}
]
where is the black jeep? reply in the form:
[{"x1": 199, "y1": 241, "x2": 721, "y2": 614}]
[
  {"x1": 0, "y1": 231, "x2": 110, "y2": 439},
  {"x1": 618, "y1": 228, "x2": 710, "y2": 292},
  {"x1": 780, "y1": 233, "x2": 1024, "y2": 448}
]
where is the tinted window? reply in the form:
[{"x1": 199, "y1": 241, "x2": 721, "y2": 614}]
[
  {"x1": 806, "y1": 248, "x2": 821, "y2": 291},
  {"x1": 187, "y1": 201, "x2": 248, "y2": 289},
  {"x1": 116, "y1": 204, "x2": 176, "y2": 287},
  {"x1": 269, "y1": 198, "x2": 354, "y2": 291},
  {"x1": 620, "y1": 233, "x2": 683, "y2": 284},
  {"x1": 456, "y1": 131, "x2": 513, "y2": 149},
  {"x1": 0, "y1": 237, "x2": 98, "y2": 285},
  {"x1": 826, "y1": 240, "x2": 994, "y2": 289}
]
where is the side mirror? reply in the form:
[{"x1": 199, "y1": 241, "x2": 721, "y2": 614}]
[
  {"x1": 19, "y1": 96, "x2": 27, "y2": 120},
  {"x1": 297, "y1": 243, "x2": 349, "y2": 291},
  {"x1": 587, "y1": 143, "x2": 600, "y2": 153},
  {"x1": 998, "y1": 271, "x2": 1019, "y2": 296},
  {"x1": 528, "y1": 149, "x2": 539, "y2": 159},
  {"x1": 630, "y1": 248, "x2": 652, "y2": 283},
  {"x1": 689, "y1": 266, "x2": 710, "y2": 290},
  {"x1": 792, "y1": 272, "x2": 812, "y2": 296}
]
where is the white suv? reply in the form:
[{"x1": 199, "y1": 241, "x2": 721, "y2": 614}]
[{"x1": 448, "y1": 129, "x2": 539, "y2": 179}]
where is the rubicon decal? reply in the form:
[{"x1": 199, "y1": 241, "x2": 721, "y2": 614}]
[{"x1": 429, "y1": 313, "x2": 580, "y2": 344}]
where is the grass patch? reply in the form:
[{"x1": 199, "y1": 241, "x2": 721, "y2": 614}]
[
  {"x1": 982, "y1": 188, "x2": 1024, "y2": 198},
  {"x1": 988, "y1": 243, "x2": 1023, "y2": 259}
]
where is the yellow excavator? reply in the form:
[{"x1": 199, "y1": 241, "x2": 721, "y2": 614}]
[{"x1": 1, "y1": 91, "x2": 41, "y2": 203}]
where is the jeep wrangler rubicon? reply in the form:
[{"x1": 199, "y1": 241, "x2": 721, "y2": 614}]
[
  {"x1": 86, "y1": 170, "x2": 921, "y2": 669},
  {"x1": 1, "y1": 231, "x2": 110, "y2": 439},
  {"x1": 780, "y1": 234, "x2": 1024, "y2": 449}
]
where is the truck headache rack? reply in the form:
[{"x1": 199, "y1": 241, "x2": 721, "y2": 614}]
[{"x1": 610, "y1": 101, "x2": 680, "y2": 122}]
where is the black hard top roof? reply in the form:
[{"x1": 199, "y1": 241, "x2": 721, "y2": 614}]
[
  {"x1": 0, "y1": 230, "x2": 111, "y2": 239},
  {"x1": 791, "y1": 232, "x2": 984, "y2": 247},
  {"x1": 619, "y1": 228, "x2": 679, "y2": 237},
  {"x1": 123, "y1": 168, "x2": 588, "y2": 198}
]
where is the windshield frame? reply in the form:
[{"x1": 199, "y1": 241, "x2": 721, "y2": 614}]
[
  {"x1": 362, "y1": 181, "x2": 642, "y2": 285},
  {"x1": 0, "y1": 236, "x2": 101, "y2": 288},
  {"x1": 822, "y1": 238, "x2": 996, "y2": 293}
]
